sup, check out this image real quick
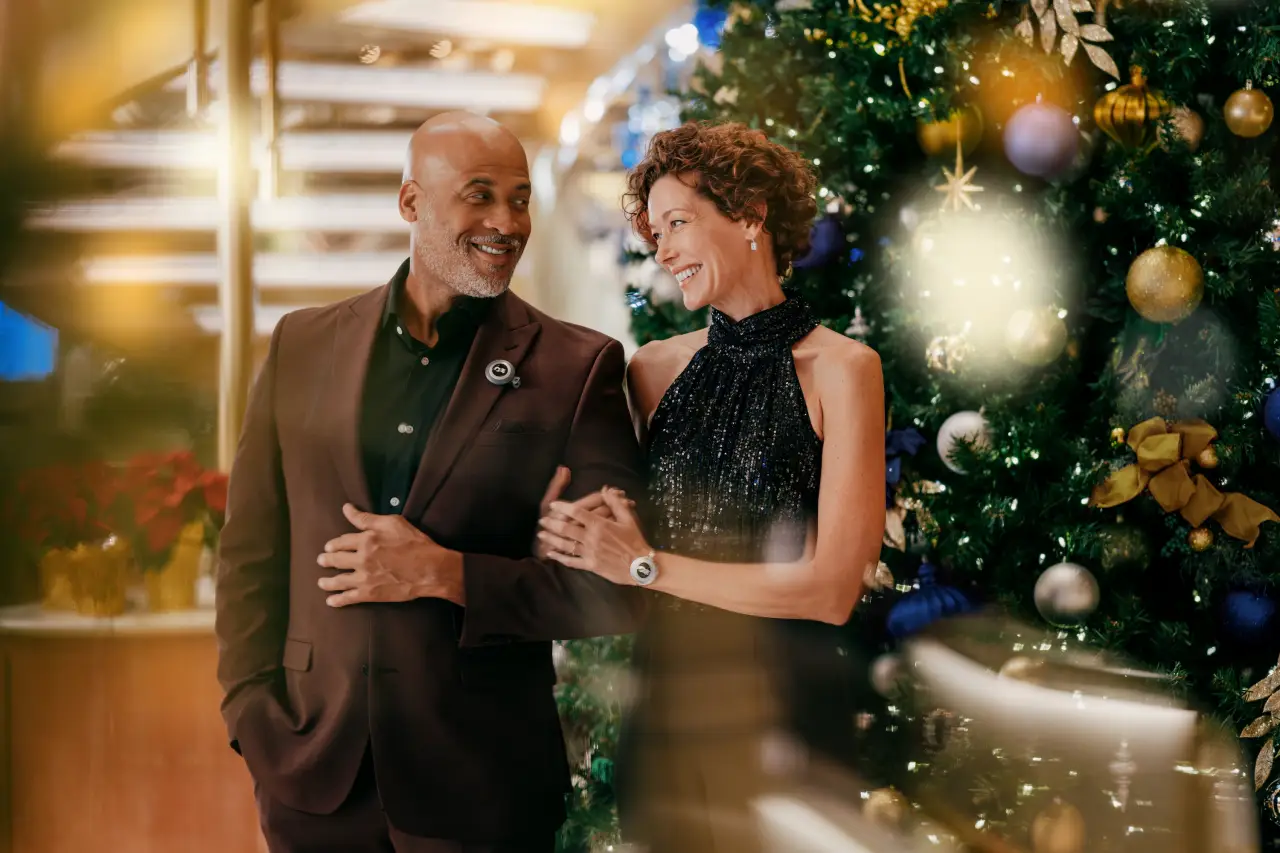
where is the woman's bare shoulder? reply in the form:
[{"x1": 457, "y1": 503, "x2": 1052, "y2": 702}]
[
  {"x1": 628, "y1": 329, "x2": 708, "y2": 411},
  {"x1": 802, "y1": 327, "x2": 882, "y2": 387}
]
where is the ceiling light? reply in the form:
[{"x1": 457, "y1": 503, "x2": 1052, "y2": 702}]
[{"x1": 342, "y1": 0, "x2": 595, "y2": 49}]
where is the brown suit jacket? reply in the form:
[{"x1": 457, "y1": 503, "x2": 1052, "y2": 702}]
[{"x1": 215, "y1": 281, "x2": 645, "y2": 841}]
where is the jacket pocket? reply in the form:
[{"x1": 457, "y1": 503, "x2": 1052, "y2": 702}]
[{"x1": 282, "y1": 638, "x2": 313, "y2": 672}]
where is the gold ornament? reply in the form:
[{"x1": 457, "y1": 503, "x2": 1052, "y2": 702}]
[
  {"x1": 1225, "y1": 82, "x2": 1275, "y2": 139},
  {"x1": 1093, "y1": 67, "x2": 1171, "y2": 153},
  {"x1": 925, "y1": 334, "x2": 971, "y2": 373},
  {"x1": 1030, "y1": 800, "x2": 1086, "y2": 853},
  {"x1": 999, "y1": 655, "x2": 1046, "y2": 682},
  {"x1": 851, "y1": 0, "x2": 949, "y2": 41},
  {"x1": 1091, "y1": 417, "x2": 1280, "y2": 547},
  {"x1": 1013, "y1": 0, "x2": 1119, "y2": 79},
  {"x1": 918, "y1": 106, "x2": 984, "y2": 157},
  {"x1": 1161, "y1": 105, "x2": 1205, "y2": 152},
  {"x1": 1197, "y1": 445, "x2": 1219, "y2": 469},
  {"x1": 934, "y1": 138, "x2": 984, "y2": 212},
  {"x1": 1125, "y1": 246, "x2": 1204, "y2": 324},
  {"x1": 1110, "y1": 426, "x2": 1127, "y2": 445},
  {"x1": 1152, "y1": 389, "x2": 1178, "y2": 418},
  {"x1": 1188, "y1": 527, "x2": 1214, "y2": 552},
  {"x1": 1065, "y1": 338, "x2": 1080, "y2": 359},
  {"x1": 863, "y1": 787, "x2": 910, "y2": 828},
  {"x1": 1005, "y1": 307, "x2": 1068, "y2": 367}
]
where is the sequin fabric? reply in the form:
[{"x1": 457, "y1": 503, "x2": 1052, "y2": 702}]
[{"x1": 643, "y1": 295, "x2": 823, "y2": 598}]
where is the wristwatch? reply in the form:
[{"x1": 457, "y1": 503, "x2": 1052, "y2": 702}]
[{"x1": 629, "y1": 551, "x2": 659, "y2": 586}]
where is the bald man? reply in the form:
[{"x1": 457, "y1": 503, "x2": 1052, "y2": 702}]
[{"x1": 215, "y1": 112, "x2": 645, "y2": 852}]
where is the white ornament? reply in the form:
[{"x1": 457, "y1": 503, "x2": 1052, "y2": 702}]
[
  {"x1": 936, "y1": 410, "x2": 989, "y2": 474},
  {"x1": 846, "y1": 306, "x2": 871, "y2": 340},
  {"x1": 870, "y1": 653, "x2": 905, "y2": 697},
  {"x1": 1034, "y1": 562, "x2": 1100, "y2": 626}
]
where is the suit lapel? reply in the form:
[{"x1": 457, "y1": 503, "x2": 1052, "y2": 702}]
[
  {"x1": 322, "y1": 286, "x2": 387, "y2": 514},
  {"x1": 403, "y1": 292, "x2": 541, "y2": 517}
]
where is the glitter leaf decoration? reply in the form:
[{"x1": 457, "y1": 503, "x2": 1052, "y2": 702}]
[
  {"x1": 1018, "y1": 0, "x2": 1119, "y2": 80},
  {"x1": 1241, "y1": 714, "x2": 1280, "y2": 738},
  {"x1": 1247, "y1": 665, "x2": 1280, "y2": 701},
  {"x1": 1257, "y1": 736, "x2": 1276, "y2": 790},
  {"x1": 1060, "y1": 32, "x2": 1079, "y2": 64},
  {"x1": 1266, "y1": 690, "x2": 1280, "y2": 714},
  {"x1": 1053, "y1": 0, "x2": 1080, "y2": 33},
  {"x1": 1082, "y1": 41, "x2": 1120, "y2": 79}
]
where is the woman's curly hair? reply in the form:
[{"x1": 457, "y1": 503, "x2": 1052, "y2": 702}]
[{"x1": 622, "y1": 121, "x2": 818, "y2": 277}]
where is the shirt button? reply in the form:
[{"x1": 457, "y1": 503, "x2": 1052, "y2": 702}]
[
  {"x1": 390, "y1": 497, "x2": 401, "y2": 508},
  {"x1": 396, "y1": 325, "x2": 403, "y2": 335},
  {"x1": 421, "y1": 356, "x2": 430, "y2": 366}
]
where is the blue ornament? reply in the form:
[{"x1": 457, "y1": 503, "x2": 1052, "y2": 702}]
[
  {"x1": 887, "y1": 562, "x2": 974, "y2": 639},
  {"x1": 1264, "y1": 776, "x2": 1280, "y2": 826},
  {"x1": 693, "y1": 4, "x2": 729, "y2": 50},
  {"x1": 885, "y1": 427, "x2": 926, "y2": 507},
  {"x1": 1222, "y1": 590, "x2": 1277, "y2": 644},
  {"x1": 1264, "y1": 388, "x2": 1280, "y2": 441},
  {"x1": 793, "y1": 215, "x2": 844, "y2": 269},
  {"x1": 849, "y1": 247, "x2": 865, "y2": 264},
  {"x1": 1003, "y1": 103, "x2": 1080, "y2": 180}
]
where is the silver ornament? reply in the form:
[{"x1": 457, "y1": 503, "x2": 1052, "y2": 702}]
[
  {"x1": 1034, "y1": 562, "x2": 1100, "y2": 626},
  {"x1": 936, "y1": 410, "x2": 989, "y2": 474},
  {"x1": 870, "y1": 652, "x2": 905, "y2": 697}
]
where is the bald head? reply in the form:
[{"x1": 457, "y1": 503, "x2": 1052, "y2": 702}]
[
  {"x1": 402, "y1": 111, "x2": 527, "y2": 183},
  {"x1": 398, "y1": 111, "x2": 532, "y2": 299}
]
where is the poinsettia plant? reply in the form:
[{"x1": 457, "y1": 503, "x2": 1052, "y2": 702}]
[
  {"x1": 117, "y1": 450, "x2": 227, "y2": 572},
  {"x1": 4, "y1": 460, "x2": 124, "y2": 552}
]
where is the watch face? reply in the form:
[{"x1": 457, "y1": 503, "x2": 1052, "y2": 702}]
[
  {"x1": 630, "y1": 556, "x2": 657, "y2": 585},
  {"x1": 635, "y1": 563, "x2": 652, "y2": 580}
]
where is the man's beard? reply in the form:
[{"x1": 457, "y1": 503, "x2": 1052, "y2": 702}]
[{"x1": 416, "y1": 220, "x2": 522, "y2": 299}]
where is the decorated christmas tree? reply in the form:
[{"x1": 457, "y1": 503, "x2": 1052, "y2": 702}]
[{"x1": 617, "y1": 0, "x2": 1280, "y2": 846}]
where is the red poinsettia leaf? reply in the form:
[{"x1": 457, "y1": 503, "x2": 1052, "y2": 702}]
[
  {"x1": 202, "y1": 474, "x2": 228, "y2": 515},
  {"x1": 146, "y1": 509, "x2": 186, "y2": 556}
]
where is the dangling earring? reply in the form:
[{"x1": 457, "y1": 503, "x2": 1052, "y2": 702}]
[{"x1": 750, "y1": 239, "x2": 758, "y2": 252}]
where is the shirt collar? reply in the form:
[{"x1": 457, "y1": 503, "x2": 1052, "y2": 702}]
[{"x1": 382, "y1": 258, "x2": 493, "y2": 346}]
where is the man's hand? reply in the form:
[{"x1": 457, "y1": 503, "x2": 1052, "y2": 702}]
[{"x1": 317, "y1": 504, "x2": 464, "y2": 607}]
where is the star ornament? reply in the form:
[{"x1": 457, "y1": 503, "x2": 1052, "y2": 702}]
[{"x1": 934, "y1": 138, "x2": 984, "y2": 212}]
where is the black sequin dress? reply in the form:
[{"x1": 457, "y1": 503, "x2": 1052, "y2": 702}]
[{"x1": 618, "y1": 296, "x2": 832, "y2": 853}]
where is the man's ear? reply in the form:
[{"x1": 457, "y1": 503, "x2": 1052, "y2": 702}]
[{"x1": 398, "y1": 181, "x2": 419, "y2": 224}]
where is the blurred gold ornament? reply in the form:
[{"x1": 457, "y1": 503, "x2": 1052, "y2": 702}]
[
  {"x1": 1152, "y1": 389, "x2": 1178, "y2": 418},
  {"x1": 804, "y1": 27, "x2": 828, "y2": 42},
  {"x1": 1225, "y1": 82, "x2": 1274, "y2": 139},
  {"x1": 852, "y1": 0, "x2": 949, "y2": 40},
  {"x1": 1125, "y1": 246, "x2": 1204, "y2": 324},
  {"x1": 1110, "y1": 426, "x2": 1127, "y2": 445},
  {"x1": 1188, "y1": 527, "x2": 1214, "y2": 552},
  {"x1": 1197, "y1": 445, "x2": 1219, "y2": 469},
  {"x1": 1030, "y1": 800, "x2": 1086, "y2": 853},
  {"x1": 1093, "y1": 67, "x2": 1171, "y2": 152},
  {"x1": 1013, "y1": 0, "x2": 1118, "y2": 79},
  {"x1": 925, "y1": 334, "x2": 971, "y2": 373},
  {"x1": 1006, "y1": 307, "x2": 1068, "y2": 367},
  {"x1": 863, "y1": 787, "x2": 910, "y2": 828},
  {"x1": 1161, "y1": 105, "x2": 1205, "y2": 152},
  {"x1": 999, "y1": 654, "x2": 1046, "y2": 682},
  {"x1": 917, "y1": 106, "x2": 984, "y2": 157}
]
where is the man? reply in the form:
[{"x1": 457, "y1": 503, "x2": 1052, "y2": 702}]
[{"x1": 215, "y1": 112, "x2": 644, "y2": 853}]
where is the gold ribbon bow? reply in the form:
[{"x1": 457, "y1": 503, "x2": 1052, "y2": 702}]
[{"x1": 1090, "y1": 417, "x2": 1279, "y2": 548}]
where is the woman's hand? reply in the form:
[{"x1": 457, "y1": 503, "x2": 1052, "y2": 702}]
[{"x1": 539, "y1": 488, "x2": 650, "y2": 585}]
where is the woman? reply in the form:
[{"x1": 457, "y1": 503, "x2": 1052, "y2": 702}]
[{"x1": 538, "y1": 122, "x2": 885, "y2": 852}]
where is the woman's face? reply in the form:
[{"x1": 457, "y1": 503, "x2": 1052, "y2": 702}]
[{"x1": 646, "y1": 173, "x2": 758, "y2": 312}]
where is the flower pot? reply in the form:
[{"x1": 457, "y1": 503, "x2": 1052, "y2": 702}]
[
  {"x1": 145, "y1": 522, "x2": 203, "y2": 612},
  {"x1": 39, "y1": 548, "x2": 78, "y2": 611},
  {"x1": 70, "y1": 536, "x2": 130, "y2": 617}
]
